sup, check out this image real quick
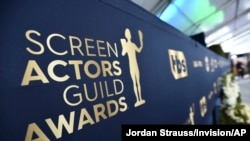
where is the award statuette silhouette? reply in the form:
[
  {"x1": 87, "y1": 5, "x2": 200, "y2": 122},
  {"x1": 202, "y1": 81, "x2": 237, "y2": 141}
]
[
  {"x1": 120, "y1": 28, "x2": 145, "y2": 107},
  {"x1": 189, "y1": 104, "x2": 195, "y2": 125}
]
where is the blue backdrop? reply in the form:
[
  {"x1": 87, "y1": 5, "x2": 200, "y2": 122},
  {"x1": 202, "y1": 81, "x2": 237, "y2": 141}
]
[{"x1": 0, "y1": 0, "x2": 230, "y2": 140}]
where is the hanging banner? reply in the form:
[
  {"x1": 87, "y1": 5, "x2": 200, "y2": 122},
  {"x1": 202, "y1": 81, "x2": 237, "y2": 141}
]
[{"x1": 0, "y1": 0, "x2": 230, "y2": 140}]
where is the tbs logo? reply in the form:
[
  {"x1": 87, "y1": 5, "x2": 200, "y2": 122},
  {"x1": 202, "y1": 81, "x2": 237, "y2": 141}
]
[{"x1": 168, "y1": 49, "x2": 188, "y2": 79}]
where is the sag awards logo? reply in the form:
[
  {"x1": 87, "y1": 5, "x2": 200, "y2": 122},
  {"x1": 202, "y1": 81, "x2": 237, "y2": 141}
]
[
  {"x1": 120, "y1": 28, "x2": 146, "y2": 107},
  {"x1": 199, "y1": 96, "x2": 207, "y2": 117},
  {"x1": 22, "y1": 28, "x2": 146, "y2": 141},
  {"x1": 185, "y1": 103, "x2": 195, "y2": 125}
]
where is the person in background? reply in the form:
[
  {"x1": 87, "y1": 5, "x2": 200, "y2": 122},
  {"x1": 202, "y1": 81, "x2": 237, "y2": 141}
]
[{"x1": 236, "y1": 61, "x2": 244, "y2": 78}]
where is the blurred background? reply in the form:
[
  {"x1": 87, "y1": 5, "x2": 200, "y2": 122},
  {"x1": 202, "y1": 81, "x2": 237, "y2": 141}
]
[
  {"x1": 131, "y1": 0, "x2": 250, "y2": 123},
  {"x1": 131, "y1": 0, "x2": 250, "y2": 77}
]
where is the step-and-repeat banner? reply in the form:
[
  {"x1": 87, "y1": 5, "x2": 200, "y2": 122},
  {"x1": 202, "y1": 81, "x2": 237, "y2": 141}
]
[{"x1": 0, "y1": 0, "x2": 230, "y2": 140}]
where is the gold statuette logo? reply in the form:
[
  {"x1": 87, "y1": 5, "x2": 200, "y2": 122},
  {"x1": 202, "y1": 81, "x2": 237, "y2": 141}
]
[
  {"x1": 199, "y1": 96, "x2": 207, "y2": 117},
  {"x1": 120, "y1": 28, "x2": 145, "y2": 107}
]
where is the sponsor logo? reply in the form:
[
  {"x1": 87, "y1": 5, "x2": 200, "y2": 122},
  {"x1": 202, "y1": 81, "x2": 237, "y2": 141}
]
[{"x1": 168, "y1": 49, "x2": 188, "y2": 79}]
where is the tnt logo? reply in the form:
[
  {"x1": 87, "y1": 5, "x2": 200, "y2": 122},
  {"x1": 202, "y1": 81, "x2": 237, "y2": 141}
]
[{"x1": 168, "y1": 49, "x2": 188, "y2": 79}]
